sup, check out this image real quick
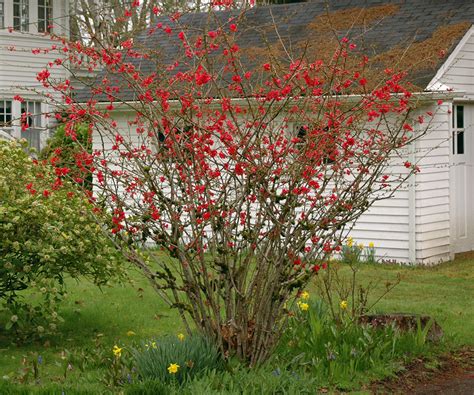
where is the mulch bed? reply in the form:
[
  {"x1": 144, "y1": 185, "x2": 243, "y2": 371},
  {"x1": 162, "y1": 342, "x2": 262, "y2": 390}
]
[{"x1": 369, "y1": 347, "x2": 474, "y2": 394}]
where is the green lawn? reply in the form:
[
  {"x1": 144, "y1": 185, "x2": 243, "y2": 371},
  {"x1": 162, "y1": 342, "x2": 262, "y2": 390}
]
[
  {"x1": 338, "y1": 255, "x2": 474, "y2": 346},
  {"x1": 0, "y1": 256, "x2": 472, "y2": 393}
]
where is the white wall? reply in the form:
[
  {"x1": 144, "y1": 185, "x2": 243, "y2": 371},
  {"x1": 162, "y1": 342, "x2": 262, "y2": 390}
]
[
  {"x1": 414, "y1": 102, "x2": 451, "y2": 264},
  {"x1": 0, "y1": 0, "x2": 69, "y2": 148}
]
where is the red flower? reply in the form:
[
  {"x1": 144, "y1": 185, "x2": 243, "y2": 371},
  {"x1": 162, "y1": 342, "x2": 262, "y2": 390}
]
[
  {"x1": 234, "y1": 163, "x2": 244, "y2": 175},
  {"x1": 36, "y1": 69, "x2": 50, "y2": 82}
]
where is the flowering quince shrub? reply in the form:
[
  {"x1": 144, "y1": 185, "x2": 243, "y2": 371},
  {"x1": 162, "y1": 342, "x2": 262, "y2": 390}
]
[
  {"x1": 0, "y1": 140, "x2": 123, "y2": 338},
  {"x1": 30, "y1": 3, "x2": 443, "y2": 364}
]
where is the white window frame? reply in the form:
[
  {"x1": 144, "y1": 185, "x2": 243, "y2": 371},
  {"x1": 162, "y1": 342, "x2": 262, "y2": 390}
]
[
  {"x1": 13, "y1": 0, "x2": 29, "y2": 32},
  {"x1": 21, "y1": 101, "x2": 43, "y2": 151},
  {"x1": 38, "y1": 0, "x2": 52, "y2": 33},
  {"x1": 453, "y1": 104, "x2": 465, "y2": 155},
  {"x1": 0, "y1": 100, "x2": 13, "y2": 130},
  {"x1": 0, "y1": 1, "x2": 5, "y2": 30}
]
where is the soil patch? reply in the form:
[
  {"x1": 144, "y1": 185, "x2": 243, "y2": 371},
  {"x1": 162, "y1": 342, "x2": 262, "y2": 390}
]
[{"x1": 370, "y1": 347, "x2": 474, "y2": 394}]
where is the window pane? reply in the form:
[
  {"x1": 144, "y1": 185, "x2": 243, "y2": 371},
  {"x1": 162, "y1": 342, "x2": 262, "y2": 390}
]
[
  {"x1": 0, "y1": 100, "x2": 12, "y2": 127},
  {"x1": 13, "y1": 0, "x2": 29, "y2": 32},
  {"x1": 457, "y1": 131, "x2": 464, "y2": 155},
  {"x1": 456, "y1": 105, "x2": 464, "y2": 129},
  {"x1": 297, "y1": 126, "x2": 307, "y2": 140},
  {"x1": 38, "y1": 0, "x2": 52, "y2": 33},
  {"x1": 0, "y1": 1, "x2": 4, "y2": 30}
]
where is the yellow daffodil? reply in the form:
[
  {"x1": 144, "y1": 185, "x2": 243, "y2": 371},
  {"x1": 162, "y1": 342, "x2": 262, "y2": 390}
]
[
  {"x1": 177, "y1": 333, "x2": 185, "y2": 341},
  {"x1": 167, "y1": 363, "x2": 180, "y2": 374},
  {"x1": 126, "y1": 330, "x2": 136, "y2": 336},
  {"x1": 369, "y1": 242, "x2": 375, "y2": 248},
  {"x1": 346, "y1": 237, "x2": 353, "y2": 247},
  {"x1": 358, "y1": 243, "x2": 364, "y2": 250},
  {"x1": 340, "y1": 300, "x2": 348, "y2": 310},
  {"x1": 112, "y1": 345, "x2": 122, "y2": 357},
  {"x1": 151, "y1": 341, "x2": 157, "y2": 349},
  {"x1": 297, "y1": 301, "x2": 309, "y2": 311},
  {"x1": 300, "y1": 291, "x2": 310, "y2": 300}
]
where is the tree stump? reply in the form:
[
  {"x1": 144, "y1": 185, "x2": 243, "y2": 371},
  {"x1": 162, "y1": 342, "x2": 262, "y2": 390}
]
[{"x1": 359, "y1": 313, "x2": 443, "y2": 342}]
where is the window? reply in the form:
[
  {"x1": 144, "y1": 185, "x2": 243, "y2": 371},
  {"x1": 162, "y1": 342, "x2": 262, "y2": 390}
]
[
  {"x1": 14, "y1": 0, "x2": 29, "y2": 32},
  {"x1": 294, "y1": 124, "x2": 335, "y2": 164},
  {"x1": 21, "y1": 101, "x2": 42, "y2": 151},
  {"x1": 452, "y1": 105, "x2": 464, "y2": 155},
  {"x1": 0, "y1": 100, "x2": 12, "y2": 128},
  {"x1": 0, "y1": 1, "x2": 5, "y2": 30},
  {"x1": 21, "y1": 101, "x2": 42, "y2": 128},
  {"x1": 38, "y1": 0, "x2": 52, "y2": 33}
]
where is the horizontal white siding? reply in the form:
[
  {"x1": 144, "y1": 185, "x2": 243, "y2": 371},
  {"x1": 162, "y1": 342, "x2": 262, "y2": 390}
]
[
  {"x1": 0, "y1": 33, "x2": 67, "y2": 93},
  {"x1": 414, "y1": 103, "x2": 451, "y2": 264}
]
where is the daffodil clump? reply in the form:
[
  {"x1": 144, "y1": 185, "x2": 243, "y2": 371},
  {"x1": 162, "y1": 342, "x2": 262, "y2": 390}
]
[
  {"x1": 341, "y1": 237, "x2": 377, "y2": 264},
  {"x1": 132, "y1": 334, "x2": 223, "y2": 385}
]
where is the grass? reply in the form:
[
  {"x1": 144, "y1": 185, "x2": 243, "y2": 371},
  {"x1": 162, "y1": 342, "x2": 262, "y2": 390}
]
[
  {"x1": 335, "y1": 254, "x2": 474, "y2": 345},
  {"x1": 0, "y1": 256, "x2": 472, "y2": 393},
  {"x1": 0, "y1": 267, "x2": 182, "y2": 393}
]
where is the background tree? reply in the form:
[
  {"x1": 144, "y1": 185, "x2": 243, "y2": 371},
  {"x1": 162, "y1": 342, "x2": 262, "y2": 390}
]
[
  {"x1": 70, "y1": 0, "x2": 194, "y2": 46},
  {"x1": 69, "y1": 0, "x2": 305, "y2": 46}
]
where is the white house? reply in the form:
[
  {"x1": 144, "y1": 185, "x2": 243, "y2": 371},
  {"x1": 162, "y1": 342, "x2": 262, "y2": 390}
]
[
  {"x1": 75, "y1": 0, "x2": 474, "y2": 265},
  {"x1": 0, "y1": 0, "x2": 69, "y2": 151}
]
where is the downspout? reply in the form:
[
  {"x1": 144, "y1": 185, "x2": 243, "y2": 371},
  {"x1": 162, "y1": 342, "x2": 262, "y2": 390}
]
[{"x1": 408, "y1": 134, "x2": 417, "y2": 264}]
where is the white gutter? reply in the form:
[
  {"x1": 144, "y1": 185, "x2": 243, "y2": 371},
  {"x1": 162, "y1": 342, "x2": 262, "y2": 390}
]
[{"x1": 86, "y1": 90, "x2": 462, "y2": 111}]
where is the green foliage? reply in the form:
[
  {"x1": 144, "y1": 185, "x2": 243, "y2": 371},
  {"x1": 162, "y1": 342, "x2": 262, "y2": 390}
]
[
  {"x1": 178, "y1": 365, "x2": 317, "y2": 394},
  {"x1": 0, "y1": 139, "x2": 123, "y2": 339},
  {"x1": 132, "y1": 334, "x2": 224, "y2": 385},
  {"x1": 125, "y1": 380, "x2": 169, "y2": 394},
  {"x1": 274, "y1": 298, "x2": 434, "y2": 389},
  {"x1": 40, "y1": 123, "x2": 92, "y2": 189}
]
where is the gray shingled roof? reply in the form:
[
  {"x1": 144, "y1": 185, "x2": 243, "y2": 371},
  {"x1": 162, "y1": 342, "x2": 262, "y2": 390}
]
[{"x1": 75, "y1": 0, "x2": 474, "y2": 102}]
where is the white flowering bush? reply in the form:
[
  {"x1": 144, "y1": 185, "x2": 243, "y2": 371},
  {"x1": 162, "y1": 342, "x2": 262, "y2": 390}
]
[{"x1": 0, "y1": 140, "x2": 124, "y2": 339}]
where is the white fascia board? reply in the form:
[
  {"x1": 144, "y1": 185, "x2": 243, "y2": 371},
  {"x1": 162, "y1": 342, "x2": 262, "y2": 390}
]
[{"x1": 88, "y1": 91, "x2": 461, "y2": 112}]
